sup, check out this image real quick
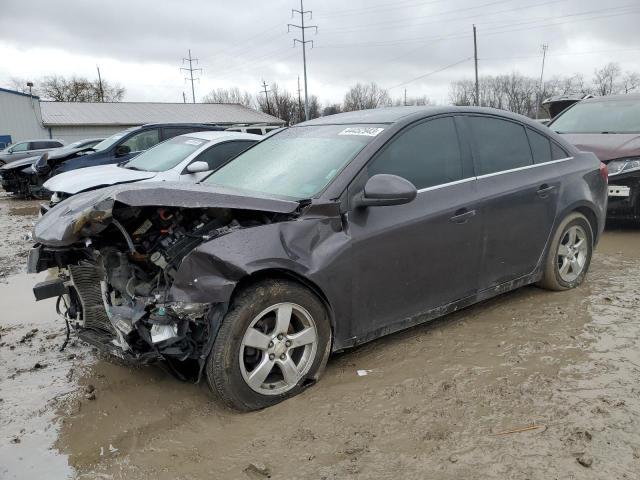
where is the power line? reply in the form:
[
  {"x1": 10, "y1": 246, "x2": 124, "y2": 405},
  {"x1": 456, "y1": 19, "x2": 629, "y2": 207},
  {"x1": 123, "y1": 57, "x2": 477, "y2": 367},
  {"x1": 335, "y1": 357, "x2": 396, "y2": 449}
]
[
  {"x1": 180, "y1": 49, "x2": 202, "y2": 103},
  {"x1": 288, "y1": 0, "x2": 317, "y2": 121},
  {"x1": 387, "y1": 57, "x2": 472, "y2": 90}
]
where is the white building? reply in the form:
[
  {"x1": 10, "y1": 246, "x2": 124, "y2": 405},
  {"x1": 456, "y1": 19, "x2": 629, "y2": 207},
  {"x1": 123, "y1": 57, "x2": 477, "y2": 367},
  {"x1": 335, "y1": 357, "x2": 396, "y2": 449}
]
[
  {"x1": 0, "y1": 88, "x2": 48, "y2": 148},
  {"x1": 0, "y1": 87, "x2": 284, "y2": 146}
]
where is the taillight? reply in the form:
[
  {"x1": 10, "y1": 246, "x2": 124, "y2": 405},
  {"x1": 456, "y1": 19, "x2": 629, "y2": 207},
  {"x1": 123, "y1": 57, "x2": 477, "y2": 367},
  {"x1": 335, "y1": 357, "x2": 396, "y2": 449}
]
[{"x1": 599, "y1": 162, "x2": 608, "y2": 183}]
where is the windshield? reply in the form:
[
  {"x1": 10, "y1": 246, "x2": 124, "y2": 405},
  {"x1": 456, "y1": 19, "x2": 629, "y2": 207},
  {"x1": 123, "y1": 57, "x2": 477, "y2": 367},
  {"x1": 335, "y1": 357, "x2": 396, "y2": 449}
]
[
  {"x1": 124, "y1": 136, "x2": 206, "y2": 172},
  {"x1": 91, "y1": 128, "x2": 135, "y2": 152},
  {"x1": 204, "y1": 124, "x2": 384, "y2": 199},
  {"x1": 551, "y1": 99, "x2": 640, "y2": 134}
]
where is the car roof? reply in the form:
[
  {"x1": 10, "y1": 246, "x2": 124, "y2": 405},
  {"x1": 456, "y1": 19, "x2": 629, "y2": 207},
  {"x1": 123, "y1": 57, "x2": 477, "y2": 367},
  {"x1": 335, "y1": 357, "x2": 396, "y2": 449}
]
[
  {"x1": 579, "y1": 94, "x2": 640, "y2": 103},
  {"x1": 178, "y1": 131, "x2": 262, "y2": 141},
  {"x1": 14, "y1": 139, "x2": 63, "y2": 143},
  {"x1": 298, "y1": 105, "x2": 554, "y2": 129}
]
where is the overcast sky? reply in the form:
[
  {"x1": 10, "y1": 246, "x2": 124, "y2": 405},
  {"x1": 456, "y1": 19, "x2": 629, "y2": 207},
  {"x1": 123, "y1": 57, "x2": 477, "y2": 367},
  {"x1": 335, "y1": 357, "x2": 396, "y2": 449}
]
[{"x1": 1, "y1": 0, "x2": 639, "y2": 105}]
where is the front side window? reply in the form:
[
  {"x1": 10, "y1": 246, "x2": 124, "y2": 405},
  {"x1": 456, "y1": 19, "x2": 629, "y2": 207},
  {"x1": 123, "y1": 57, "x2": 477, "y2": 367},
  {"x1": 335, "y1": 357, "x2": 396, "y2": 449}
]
[
  {"x1": 11, "y1": 142, "x2": 29, "y2": 152},
  {"x1": 124, "y1": 136, "x2": 207, "y2": 172},
  {"x1": 205, "y1": 124, "x2": 383, "y2": 199},
  {"x1": 468, "y1": 116, "x2": 533, "y2": 175},
  {"x1": 550, "y1": 99, "x2": 640, "y2": 134},
  {"x1": 121, "y1": 129, "x2": 160, "y2": 153},
  {"x1": 367, "y1": 117, "x2": 463, "y2": 190},
  {"x1": 191, "y1": 141, "x2": 256, "y2": 172}
]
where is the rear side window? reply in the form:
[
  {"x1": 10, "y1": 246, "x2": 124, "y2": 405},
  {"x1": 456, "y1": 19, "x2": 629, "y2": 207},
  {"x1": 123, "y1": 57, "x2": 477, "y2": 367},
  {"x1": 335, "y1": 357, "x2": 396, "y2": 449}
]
[
  {"x1": 30, "y1": 142, "x2": 48, "y2": 149},
  {"x1": 526, "y1": 128, "x2": 552, "y2": 164},
  {"x1": 192, "y1": 140, "x2": 257, "y2": 171},
  {"x1": 468, "y1": 116, "x2": 533, "y2": 175},
  {"x1": 368, "y1": 116, "x2": 463, "y2": 190},
  {"x1": 551, "y1": 143, "x2": 568, "y2": 160},
  {"x1": 247, "y1": 128, "x2": 263, "y2": 135},
  {"x1": 49, "y1": 141, "x2": 63, "y2": 148}
]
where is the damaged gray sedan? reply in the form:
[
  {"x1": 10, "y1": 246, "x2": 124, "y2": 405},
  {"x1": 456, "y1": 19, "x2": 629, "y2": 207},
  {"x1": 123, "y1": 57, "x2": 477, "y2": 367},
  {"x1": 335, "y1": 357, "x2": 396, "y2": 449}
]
[{"x1": 28, "y1": 106, "x2": 607, "y2": 411}]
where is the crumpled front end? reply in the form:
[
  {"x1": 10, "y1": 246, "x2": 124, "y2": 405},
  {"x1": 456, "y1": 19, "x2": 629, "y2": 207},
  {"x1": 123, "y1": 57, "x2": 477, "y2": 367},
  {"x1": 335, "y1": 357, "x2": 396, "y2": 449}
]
[{"x1": 29, "y1": 184, "x2": 301, "y2": 373}]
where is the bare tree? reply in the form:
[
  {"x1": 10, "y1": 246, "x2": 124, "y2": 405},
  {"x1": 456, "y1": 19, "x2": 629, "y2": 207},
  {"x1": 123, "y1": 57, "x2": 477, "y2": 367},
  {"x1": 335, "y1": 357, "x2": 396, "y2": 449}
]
[
  {"x1": 37, "y1": 75, "x2": 124, "y2": 102},
  {"x1": 621, "y1": 71, "x2": 640, "y2": 94},
  {"x1": 202, "y1": 87, "x2": 255, "y2": 107},
  {"x1": 322, "y1": 103, "x2": 342, "y2": 117},
  {"x1": 592, "y1": 63, "x2": 622, "y2": 96},
  {"x1": 343, "y1": 82, "x2": 391, "y2": 111}
]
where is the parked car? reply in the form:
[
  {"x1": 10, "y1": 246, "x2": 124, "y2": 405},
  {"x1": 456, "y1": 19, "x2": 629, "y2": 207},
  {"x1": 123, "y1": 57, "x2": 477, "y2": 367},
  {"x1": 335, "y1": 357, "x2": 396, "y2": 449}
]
[
  {"x1": 44, "y1": 131, "x2": 261, "y2": 208},
  {"x1": 0, "y1": 138, "x2": 103, "y2": 197},
  {"x1": 2, "y1": 123, "x2": 225, "y2": 198},
  {"x1": 548, "y1": 94, "x2": 640, "y2": 220},
  {"x1": 0, "y1": 139, "x2": 64, "y2": 166},
  {"x1": 542, "y1": 94, "x2": 593, "y2": 120},
  {"x1": 28, "y1": 106, "x2": 606, "y2": 411}
]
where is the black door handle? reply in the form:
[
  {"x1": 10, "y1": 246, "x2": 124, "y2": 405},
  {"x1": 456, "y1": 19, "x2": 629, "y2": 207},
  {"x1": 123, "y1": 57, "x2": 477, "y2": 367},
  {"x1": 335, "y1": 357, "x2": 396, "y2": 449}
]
[
  {"x1": 537, "y1": 184, "x2": 555, "y2": 197},
  {"x1": 450, "y1": 208, "x2": 476, "y2": 224}
]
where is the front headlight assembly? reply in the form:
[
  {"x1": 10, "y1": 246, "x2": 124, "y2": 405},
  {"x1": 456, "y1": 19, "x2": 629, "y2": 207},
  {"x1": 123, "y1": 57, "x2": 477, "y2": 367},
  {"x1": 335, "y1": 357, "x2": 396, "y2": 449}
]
[{"x1": 607, "y1": 157, "x2": 640, "y2": 176}]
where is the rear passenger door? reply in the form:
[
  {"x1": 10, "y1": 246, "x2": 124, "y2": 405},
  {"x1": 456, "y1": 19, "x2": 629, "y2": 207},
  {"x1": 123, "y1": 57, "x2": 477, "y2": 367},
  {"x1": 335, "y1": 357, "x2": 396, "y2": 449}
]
[
  {"x1": 349, "y1": 116, "x2": 481, "y2": 338},
  {"x1": 465, "y1": 115, "x2": 564, "y2": 289}
]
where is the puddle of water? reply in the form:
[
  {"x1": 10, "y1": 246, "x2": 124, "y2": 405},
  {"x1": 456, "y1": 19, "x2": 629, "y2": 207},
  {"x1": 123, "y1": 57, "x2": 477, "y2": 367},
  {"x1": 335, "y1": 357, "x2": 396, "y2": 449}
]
[{"x1": 0, "y1": 272, "x2": 85, "y2": 480}]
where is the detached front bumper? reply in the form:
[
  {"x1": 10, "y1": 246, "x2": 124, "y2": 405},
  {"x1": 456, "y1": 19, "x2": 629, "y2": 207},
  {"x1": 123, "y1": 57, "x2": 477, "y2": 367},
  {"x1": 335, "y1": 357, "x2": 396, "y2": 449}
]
[{"x1": 607, "y1": 172, "x2": 640, "y2": 220}]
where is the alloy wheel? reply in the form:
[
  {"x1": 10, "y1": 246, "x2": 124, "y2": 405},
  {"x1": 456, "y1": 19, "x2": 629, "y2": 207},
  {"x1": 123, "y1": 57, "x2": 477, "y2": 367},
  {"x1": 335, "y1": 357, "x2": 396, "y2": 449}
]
[
  {"x1": 556, "y1": 225, "x2": 588, "y2": 283},
  {"x1": 239, "y1": 302, "x2": 318, "y2": 395}
]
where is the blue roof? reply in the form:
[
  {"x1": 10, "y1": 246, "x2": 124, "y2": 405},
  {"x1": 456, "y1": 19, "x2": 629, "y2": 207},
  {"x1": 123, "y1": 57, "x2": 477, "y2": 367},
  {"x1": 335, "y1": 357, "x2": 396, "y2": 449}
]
[{"x1": 0, "y1": 86, "x2": 40, "y2": 99}]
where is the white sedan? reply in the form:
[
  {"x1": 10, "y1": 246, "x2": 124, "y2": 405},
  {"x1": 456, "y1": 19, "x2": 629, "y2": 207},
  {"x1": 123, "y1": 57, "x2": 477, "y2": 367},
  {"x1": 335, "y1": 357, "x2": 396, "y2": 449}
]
[{"x1": 44, "y1": 131, "x2": 261, "y2": 206}]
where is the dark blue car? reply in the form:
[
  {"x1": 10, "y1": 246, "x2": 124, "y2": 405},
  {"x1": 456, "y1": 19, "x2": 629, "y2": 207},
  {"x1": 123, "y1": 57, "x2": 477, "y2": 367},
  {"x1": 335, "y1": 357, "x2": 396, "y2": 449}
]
[{"x1": 0, "y1": 123, "x2": 224, "y2": 198}]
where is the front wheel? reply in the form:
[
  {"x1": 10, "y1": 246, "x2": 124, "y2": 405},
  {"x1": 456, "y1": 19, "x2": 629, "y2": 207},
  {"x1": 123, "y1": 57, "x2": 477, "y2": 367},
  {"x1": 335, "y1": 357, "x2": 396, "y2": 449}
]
[
  {"x1": 537, "y1": 212, "x2": 593, "y2": 291},
  {"x1": 206, "y1": 279, "x2": 332, "y2": 411}
]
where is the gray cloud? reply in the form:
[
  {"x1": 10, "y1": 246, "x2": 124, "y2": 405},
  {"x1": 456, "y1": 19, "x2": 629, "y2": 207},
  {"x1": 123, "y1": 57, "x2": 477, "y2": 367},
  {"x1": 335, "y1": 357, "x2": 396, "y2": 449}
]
[{"x1": 1, "y1": 0, "x2": 639, "y2": 104}]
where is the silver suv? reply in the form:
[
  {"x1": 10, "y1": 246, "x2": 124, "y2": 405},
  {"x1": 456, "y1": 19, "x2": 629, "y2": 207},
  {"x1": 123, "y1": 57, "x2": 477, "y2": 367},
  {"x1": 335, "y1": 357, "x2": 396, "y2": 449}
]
[{"x1": 0, "y1": 139, "x2": 64, "y2": 165}]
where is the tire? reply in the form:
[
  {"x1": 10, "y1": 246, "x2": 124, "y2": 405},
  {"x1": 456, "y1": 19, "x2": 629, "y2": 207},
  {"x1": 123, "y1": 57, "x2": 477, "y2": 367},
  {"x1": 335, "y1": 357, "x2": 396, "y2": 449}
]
[
  {"x1": 537, "y1": 212, "x2": 593, "y2": 291},
  {"x1": 206, "y1": 278, "x2": 332, "y2": 411}
]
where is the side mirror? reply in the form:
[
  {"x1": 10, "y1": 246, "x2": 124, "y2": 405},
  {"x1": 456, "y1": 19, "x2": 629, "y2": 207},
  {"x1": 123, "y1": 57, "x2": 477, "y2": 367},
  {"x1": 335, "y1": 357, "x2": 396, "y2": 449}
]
[
  {"x1": 115, "y1": 145, "x2": 131, "y2": 157},
  {"x1": 7, "y1": 148, "x2": 13, "y2": 154},
  {"x1": 353, "y1": 174, "x2": 417, "y2": 208},
  {"x1": 186, "y1": 161, "x2": 210, "y2": 174}
]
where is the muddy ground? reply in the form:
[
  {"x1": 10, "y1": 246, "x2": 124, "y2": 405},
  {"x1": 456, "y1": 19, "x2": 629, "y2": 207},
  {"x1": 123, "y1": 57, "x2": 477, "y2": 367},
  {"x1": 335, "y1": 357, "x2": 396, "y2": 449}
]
[{"x1": 1, "y1": 195, "x2": 639, "y2": 480}]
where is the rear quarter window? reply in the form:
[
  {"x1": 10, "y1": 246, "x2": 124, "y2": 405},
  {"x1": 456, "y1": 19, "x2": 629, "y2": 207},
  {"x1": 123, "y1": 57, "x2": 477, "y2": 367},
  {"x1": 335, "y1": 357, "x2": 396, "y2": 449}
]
[
  {"x1": 551, "y1": 142, "x2": 568, "y2": 160},
  {"x1": 526, "y1": 128, "x2": 552, "y2": 164},
  {"x1": 468, "y1": 116, "x2": 533, "y2": 175}
]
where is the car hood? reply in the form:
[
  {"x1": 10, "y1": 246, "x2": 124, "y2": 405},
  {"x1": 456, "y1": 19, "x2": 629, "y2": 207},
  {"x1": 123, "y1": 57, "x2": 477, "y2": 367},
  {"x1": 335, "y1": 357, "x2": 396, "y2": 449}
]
[
  {"x1": 560, "y1": 133, "x2": 640, "y2": 161},
  {"x1": 44, "y1": 164, "x2": 157, "y2": 194},
  {"x1": 0, "y1": 155, "x2": 40, "y2": 171},
  {"x1": 33, "y1": 181, "x2": 301, "y2": 247}
]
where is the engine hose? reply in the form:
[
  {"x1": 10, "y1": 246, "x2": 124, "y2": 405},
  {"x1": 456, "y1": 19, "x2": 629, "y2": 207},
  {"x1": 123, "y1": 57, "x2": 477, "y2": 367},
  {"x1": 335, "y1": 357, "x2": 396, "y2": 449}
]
[{"x1": 111, "y1": 218, "x2": 137, "y2": 254}]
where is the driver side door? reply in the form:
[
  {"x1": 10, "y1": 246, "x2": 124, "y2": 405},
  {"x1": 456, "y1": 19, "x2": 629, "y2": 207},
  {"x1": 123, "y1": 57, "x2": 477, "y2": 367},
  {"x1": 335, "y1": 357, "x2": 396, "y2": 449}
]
[{"x1": 347, "y1": 116, "x2": 482, "y2": 340}]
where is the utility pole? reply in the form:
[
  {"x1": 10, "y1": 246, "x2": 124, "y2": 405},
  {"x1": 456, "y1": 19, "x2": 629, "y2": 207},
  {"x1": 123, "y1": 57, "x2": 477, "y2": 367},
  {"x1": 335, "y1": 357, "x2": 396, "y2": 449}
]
[
  {"x1": 473, "y1": 25, "x2": 479, "y2": 106},
  {"x1": 297, "y1": 75, "x2": 304, "y2": 122},
  {"x1": 404, "y1": 88, "x2": 408, "y2": 106},
  {"x1": 536, "y1": 44, "x2": 549, "y2": 119},
  {"x1": 96, "y1": 65, "x2": 104, "y2": 102},
  {"x1": 261, "y1": 80, "x2": 272, "y2": 115},
  {"x1": 182, "y1": 91, "x2": 187, "y2": 103},
  {"x1": 180, "y1": 49, "x2": 202, "y2": 103},
  {"x1": 288, "y1": 0, "x2": 317, "y2": 121}
]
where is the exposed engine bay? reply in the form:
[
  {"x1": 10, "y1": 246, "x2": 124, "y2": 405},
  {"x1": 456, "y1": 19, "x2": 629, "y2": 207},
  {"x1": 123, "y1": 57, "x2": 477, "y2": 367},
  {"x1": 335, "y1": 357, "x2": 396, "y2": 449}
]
[{"x1": 31, "y1": 202, "x2": 291, "y2": 377}]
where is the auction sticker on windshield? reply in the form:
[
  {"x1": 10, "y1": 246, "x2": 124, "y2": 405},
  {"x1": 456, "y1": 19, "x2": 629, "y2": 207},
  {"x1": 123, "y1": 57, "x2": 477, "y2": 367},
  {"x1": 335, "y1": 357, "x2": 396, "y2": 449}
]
[{"x1": 338, "y1": 127, "x2": 384, "y2": 137}]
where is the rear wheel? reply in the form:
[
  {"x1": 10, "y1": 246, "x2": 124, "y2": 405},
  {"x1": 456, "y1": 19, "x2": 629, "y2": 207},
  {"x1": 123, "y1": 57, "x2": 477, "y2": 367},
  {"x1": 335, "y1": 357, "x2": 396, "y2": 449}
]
[
  {"x1": 538, "y1": 212, "x2": 593, "y2": 291},
  {"x1": 206, "y1": 279, "x2": 331, "y2": 411}
]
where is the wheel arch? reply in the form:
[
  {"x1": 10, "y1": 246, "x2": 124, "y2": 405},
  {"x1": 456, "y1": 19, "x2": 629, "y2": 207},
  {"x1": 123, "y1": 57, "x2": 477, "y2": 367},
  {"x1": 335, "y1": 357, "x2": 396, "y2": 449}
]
[{"x1": 230, "y1": 268, "x2": 336, "y2": 340}]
